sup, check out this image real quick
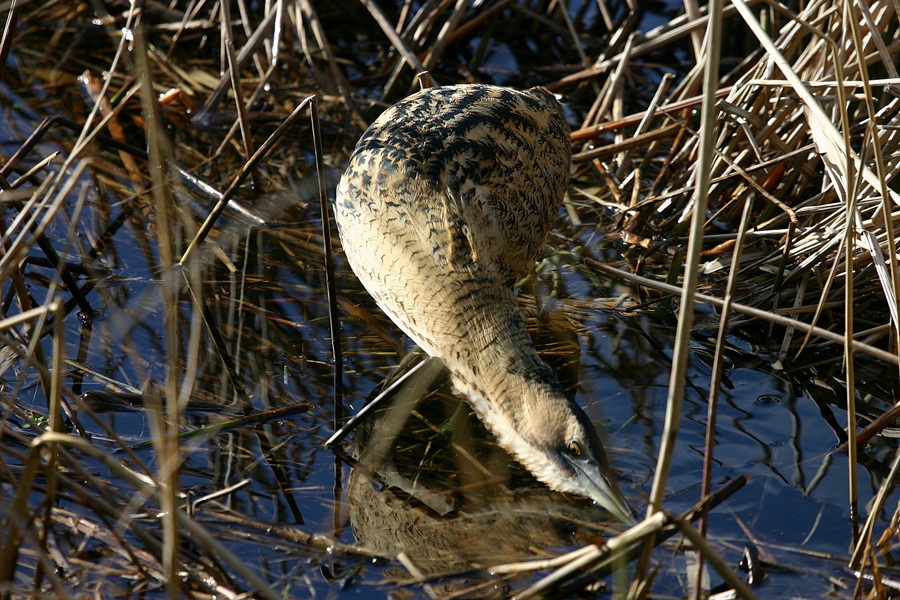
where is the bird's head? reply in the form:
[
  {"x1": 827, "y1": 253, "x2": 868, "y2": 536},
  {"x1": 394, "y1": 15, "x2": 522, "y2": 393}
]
[
  {"x1": 517, "y1": 389, "x2": 635, "y2": 524},
  {"x1": 457, "y1": 369, "x2": 635, "y2": 524}
]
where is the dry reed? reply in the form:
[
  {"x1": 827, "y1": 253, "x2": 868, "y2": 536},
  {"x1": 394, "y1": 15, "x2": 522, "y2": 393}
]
[{"x1": 1, "y1": 0, "x2": 898, "y2": 598}]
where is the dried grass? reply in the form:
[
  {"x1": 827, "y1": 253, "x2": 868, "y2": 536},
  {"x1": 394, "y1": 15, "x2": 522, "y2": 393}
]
[{"x1": 1, "y1": 0, "x2": 899, "y2": 597}]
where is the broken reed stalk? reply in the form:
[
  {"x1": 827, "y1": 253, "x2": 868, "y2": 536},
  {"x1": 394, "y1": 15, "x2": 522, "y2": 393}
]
[
  {"x1": 33, "y1": 298, "x2": 64, "y2": 590},
  {"x1": 513, "y1": 513, "x2": 667, "y2": 600},
  {"x1": 309, "y1": 95, "x2": 345, "y2": 421},
  {"x1": 0, "y1": 0, "x2": 21, "y2": 83},
  {"x1": 508, "y1": 476, "x2": 750, "y2": 598},
  {"x1": 0, "y1": 300, "x2": 62, "y2": 590},
  {"x1": 849, "y1": 5, "x2": 900, "y2": 366},
  {"x1": 640, "y1": 2, "x2": 723, "y2": 593},
  {"x1": 633, "y1": 4, "x2": 722, "y2": 597},
  {"x1": 421, "y1": 0, "x2": 469, "y2": 74},
  {"x1": 585, "y1": 259, "x2": 899, "y2": 366},
  {"x1": 852, "y1": 446, "x2": 900, "y2": 576},
  {"x1": 358, "y1": 0, "x2": 428, "y2": 91},
  {"x1": 694, "y1": 196, "x2": 754, "y2": 599},
  {"x1": 733, "y1": 0, "x2": 890, "y2": 549},
  {"x1": 135, "y1": 23, "x2": 184, "y2": 596}
]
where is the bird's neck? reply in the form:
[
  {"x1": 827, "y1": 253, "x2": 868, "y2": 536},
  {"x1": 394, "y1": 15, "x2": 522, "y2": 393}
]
[{"x1": 443, "y1": 295, "x2": 567, "y2": 436}]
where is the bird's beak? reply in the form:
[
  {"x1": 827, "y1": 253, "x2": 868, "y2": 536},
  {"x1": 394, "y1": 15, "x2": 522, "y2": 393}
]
[{"x1": 568, "y1": 457, "x2": 635, "y2": 524}]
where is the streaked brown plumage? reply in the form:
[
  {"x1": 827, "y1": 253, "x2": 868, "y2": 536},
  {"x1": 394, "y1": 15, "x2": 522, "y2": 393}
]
[{"x1": 336, "y1": 84, "x2": 632, "y2": 522}]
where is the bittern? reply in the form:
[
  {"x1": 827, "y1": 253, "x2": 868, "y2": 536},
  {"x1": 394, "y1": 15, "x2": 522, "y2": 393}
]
[{"x1": 335, "y1": 84, "x2": 633, "y2": 523}]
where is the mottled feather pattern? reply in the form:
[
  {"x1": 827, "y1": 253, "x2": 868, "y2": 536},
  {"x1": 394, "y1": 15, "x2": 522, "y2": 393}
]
[
  {"x1": 339, "y1": 85, "x2": 570, "y2": 282},
  {"x1": 336, "y1": 83, "x2": 570, "y2": 419},
  {"x1": 335, "y1": 85, "x2": 571, "y2": 440},
  {"x1": 335, "y1": 85, "x2": 632, "y2": 521}
]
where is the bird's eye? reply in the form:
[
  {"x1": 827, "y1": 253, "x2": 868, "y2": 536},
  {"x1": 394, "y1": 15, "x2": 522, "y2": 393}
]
[{"x1": 567, "y1": 440, "x2": 583, "y2": 457}]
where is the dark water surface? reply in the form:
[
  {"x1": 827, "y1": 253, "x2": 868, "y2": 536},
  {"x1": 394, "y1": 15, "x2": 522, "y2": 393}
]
[{"x1": 2, "y1": 1, "x2": 898, "y2": 598}]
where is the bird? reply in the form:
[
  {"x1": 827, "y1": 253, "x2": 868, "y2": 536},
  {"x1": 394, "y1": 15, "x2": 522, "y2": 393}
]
[{"x1": 335, "y1": 83, "x2": 633, "y2": 523}]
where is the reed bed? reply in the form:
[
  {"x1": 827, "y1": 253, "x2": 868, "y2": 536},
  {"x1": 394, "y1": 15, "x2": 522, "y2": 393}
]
[
  {"x1": 578, "y1": 1, "x2": 900, "y2": 357},
  {"x1": 0, "y1": 0, "x2": 899, "y2": 598}
]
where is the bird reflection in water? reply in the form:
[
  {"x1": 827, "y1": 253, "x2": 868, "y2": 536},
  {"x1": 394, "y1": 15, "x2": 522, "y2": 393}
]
[{"x1": 347, "y1": 349, "x2": 619, "y2": 589}]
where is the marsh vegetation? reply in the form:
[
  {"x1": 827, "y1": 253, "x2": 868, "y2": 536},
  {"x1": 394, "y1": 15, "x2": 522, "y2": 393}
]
[{"x1": 1, "y1": 0, "x2": 899, "y2": 597}]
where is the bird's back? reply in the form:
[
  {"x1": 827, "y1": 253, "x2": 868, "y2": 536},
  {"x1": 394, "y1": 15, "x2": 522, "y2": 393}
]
[
  {"x1": 336, "y1": 85, "x2": 570, "y2": 360},
  {"x1": 338, "y1": 85, "x2": 569, "y2": 280}
]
